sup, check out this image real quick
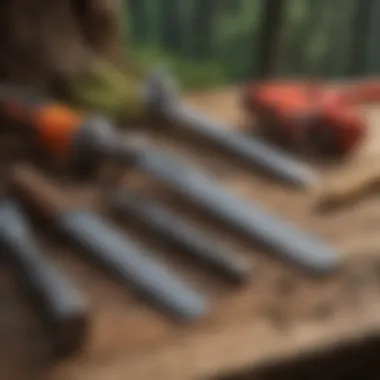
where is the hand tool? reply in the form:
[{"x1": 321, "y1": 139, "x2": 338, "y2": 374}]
[
  {"x1": 141, "y1": 70, "x2": 317, "y2": 188},
  {"x1": 0, "y1": 87, "x2": 337, "y2": 274},
  {"x1": 114, "y1": 139, "x2": 340, "y2": 275},
  {"x1": 8, "y1": 165, "x2": 207, "y2": 320},
  {"x1": 109, "y1": 188, "x2": 251, "y2": 284},
  {"x1": 0, "y1": 80, "x2": 317, "y2": 188},
  {"x1": 0, "y1": 197, "x2": 88, "y2": 357},
  {"x1": 314, "y1": 163, "x2": 380, "y2": 212},
  {"x1": 244, "y1": 80, "x2": 380, "y2": 158}
]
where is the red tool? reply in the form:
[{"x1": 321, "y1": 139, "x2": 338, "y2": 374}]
[{"x1": 244, "y1": 80, "x2": 380, "y2": 158}]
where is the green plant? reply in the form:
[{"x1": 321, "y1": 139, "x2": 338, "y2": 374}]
[{"x1": 130, "y1": 45, "x2": 229, "y2": 89}]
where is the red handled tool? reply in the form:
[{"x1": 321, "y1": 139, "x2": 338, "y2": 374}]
[{"x1": 244, "y1": 80, "x2": 380, "y2": 158}]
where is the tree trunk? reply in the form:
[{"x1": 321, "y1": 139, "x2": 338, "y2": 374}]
[
  {"x1": 288, "y1": 0, "x2": 326, "y2": 76},
  {"x1": 253, "y1": 0, "x2": 287, "y2": 78},
  {"x1": 128, "y1": 0, "x2": 148, "y2": 45},
  {"x1": 192, "y1": 0, "x2": 217, "y2": 59},
  {"x1": 348, "y1": 0, "x2": 375, "y2": 76},
  {"x1": 0, "y1": 0, "x2": 123, "y2": 90},
  {"x1": 220, "y1": 0, "x2": 243, "y2": 14},
  {"x1": 159, "y1": 0, "x2": 183, "y2": 53}
]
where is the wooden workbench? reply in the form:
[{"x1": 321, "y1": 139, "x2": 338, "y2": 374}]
[{"x1": 2, "y1": 88, "x2": 380, "y2": 380}]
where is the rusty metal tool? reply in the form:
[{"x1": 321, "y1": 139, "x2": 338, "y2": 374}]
[
  {"x1": 9, "y1": 165, "x2": 208, "y2": 320},
  {"x1": 0, "y1": 197, "x2": 88, "y2": 357},
  {"x1": 141, "y1": 70, "x2": 318, "y2": 188},
  {"x1": 109, "y1": 188, "x2": 251, "y2": 284}
]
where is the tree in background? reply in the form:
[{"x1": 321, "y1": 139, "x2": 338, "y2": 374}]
[
  {"x1": 128, "y1": 0, "x2": 149, "y2": 45},
  {"x1": 4, "y1": 0, "x2": 377, "y2": 98},
  {"x1": 159, "y1": 0, "x2": 183, "y2": 54},
  {"x1": 219, "y1": 0, "x2": 243, "y2": 13},
  {"x1": 282, "y1": 0, "x2": 320, "y2": 75},
  {"x1": 192, "y1": 0, "x2": 218, "y2": 59},
  {"x1": 348, "y1": 0, "x2": 375, "y2": 76},
  {"x1": 253, "y1": 0, "x2": 287, "y2": 77}
]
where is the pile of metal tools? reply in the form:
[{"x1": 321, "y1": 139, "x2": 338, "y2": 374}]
[{"x1": 0, "y1": 72, "x2": 342, "y2": 359}]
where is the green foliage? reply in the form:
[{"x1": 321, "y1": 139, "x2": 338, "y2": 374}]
[
  {"x1": 67, "y1": 0, "x2": 378, "y2": 121},
  {"x1": 130, "y1": 45, "x2": 228, "y2": 90},
  {"x1": 122, "y1": 0, "x2": 377, "y2": 89},
  {"x1": 71, "y1": 61, "x2": 146, "y2": 121}
]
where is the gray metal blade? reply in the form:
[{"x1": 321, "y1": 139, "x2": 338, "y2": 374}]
[
  {"x1": 56, "y1": 211, "x2": 208, "y2": 320},
  {"x1": 165, "y1": 104, "x2": 318, "y2": 188},
  {"x1": 120, "y1": 142, "x2": 339, "y2": 275}
]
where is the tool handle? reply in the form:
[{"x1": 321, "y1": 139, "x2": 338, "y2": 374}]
[
  {"x1": 56, "y1": 211, "x2": 207, "y2": 320},
  {"x1": 316, "y1": 166, "x2": 380, "y2": 212},
  {"x1": 334, "y1": 81, "x2": 380, "y2": 105},
  {"x1": 0, "y1": 87, "x2": 85, "y2": 162},
  {"x1": 110, "y1": 189, "x2": 251, "y2": 283},
  {"x1": 0, "y1": 87, "x2": 46, "y2": 132},
  {"x1": 0, "y1": 199, "x2": 88, "y2": 357}
]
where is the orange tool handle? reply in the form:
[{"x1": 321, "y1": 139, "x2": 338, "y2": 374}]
[
  {"x1": 32, "y1": 105, "x2": 85, "y2": 159},
  {"x1": 319, "y1": 105, "x2": 366, "y2": 155},
  {"x1": 323, "y1": 81, "x2": 380, "y2": 106},
  {"x1": 2, "y1": 100, "x2": 86, "y2": 160}
]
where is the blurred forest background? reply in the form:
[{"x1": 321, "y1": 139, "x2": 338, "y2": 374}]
[{"x1": 123, "y1": 0, "x2": 379, "y2": 90}]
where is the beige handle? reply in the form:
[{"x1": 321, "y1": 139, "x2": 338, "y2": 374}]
[{"x1": 315, "y1": 164, "x2": 380, "y2": 212}]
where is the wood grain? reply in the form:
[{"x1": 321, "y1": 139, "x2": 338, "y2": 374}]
[{"x1": 2, "y1": 88, "x2": 380, "y2": 380}]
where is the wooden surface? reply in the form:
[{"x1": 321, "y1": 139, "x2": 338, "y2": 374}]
[{"x1": 3, "y1": 88, "x2": 380, "y2": 380}]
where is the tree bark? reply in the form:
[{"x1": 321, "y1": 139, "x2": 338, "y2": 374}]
[
  {"x1": 348, "y1": 0, "x2": 375, "y2": 76},
  {"x1": 253, "y1": 0, "x2": 287, "y2": 78},
  {"x1": 0, "y1": 0, "x2": 122, "y2": 90},
  {"x1": 192, "y1": 0, "x2": 217, "y2": 59},
  {"x1": 128, "y1": 0, "x2": 148, "y2": 45},
  {"x1": 159, "y1": 0, "x2": 183, "y2": 53},
  {"x1": 220, "y1": 0, "x2": 243, "y2": 13}
]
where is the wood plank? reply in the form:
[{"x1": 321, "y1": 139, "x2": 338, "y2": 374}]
[{"x1": 2, "y1": 88, "x2": 380, "y2": 380}]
